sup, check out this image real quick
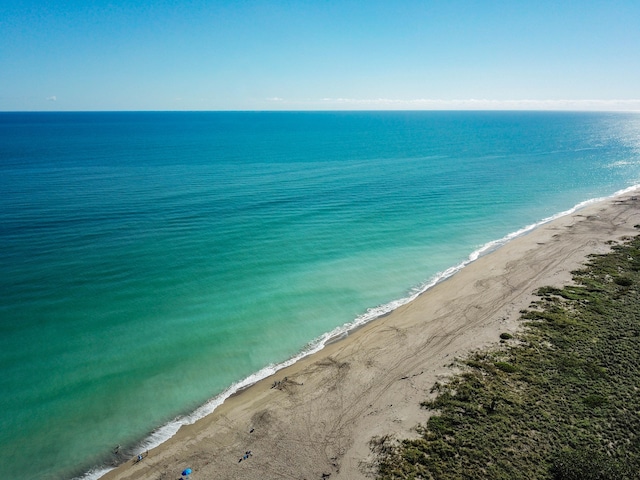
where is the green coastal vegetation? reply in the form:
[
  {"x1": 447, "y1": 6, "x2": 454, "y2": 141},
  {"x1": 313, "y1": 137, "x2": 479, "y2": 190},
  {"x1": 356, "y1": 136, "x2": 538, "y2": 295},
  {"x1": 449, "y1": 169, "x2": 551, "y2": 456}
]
[{"x1": 373, "y1": 233, "x2": 640, "y2": 480}]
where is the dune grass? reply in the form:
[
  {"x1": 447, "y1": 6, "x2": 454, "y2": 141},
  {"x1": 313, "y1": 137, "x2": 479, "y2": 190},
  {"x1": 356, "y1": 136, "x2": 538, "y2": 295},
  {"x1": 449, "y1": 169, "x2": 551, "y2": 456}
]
[{"x1": 373, "y1": 234, "x2": 640, "y2": 480}]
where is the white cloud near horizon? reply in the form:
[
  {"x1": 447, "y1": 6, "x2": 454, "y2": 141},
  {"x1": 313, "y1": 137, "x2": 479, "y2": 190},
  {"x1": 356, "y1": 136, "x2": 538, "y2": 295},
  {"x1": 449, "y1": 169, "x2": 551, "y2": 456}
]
[{"x1": 265, "y1": 97, "x2": 640, "y2": 111}]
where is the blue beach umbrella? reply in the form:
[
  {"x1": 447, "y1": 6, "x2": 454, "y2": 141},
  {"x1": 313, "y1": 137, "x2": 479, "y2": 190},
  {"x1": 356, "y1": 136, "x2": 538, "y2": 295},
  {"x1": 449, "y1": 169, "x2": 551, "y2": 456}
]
[{"x1": 182, "y1": 468, "x2": 192, "y2": 476}]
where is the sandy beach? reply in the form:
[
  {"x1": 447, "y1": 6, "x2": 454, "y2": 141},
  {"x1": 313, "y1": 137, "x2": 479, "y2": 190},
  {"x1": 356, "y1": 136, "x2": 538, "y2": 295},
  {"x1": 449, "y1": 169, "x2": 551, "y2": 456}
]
[{"x1": 102, "y1": 189, "x2": 640, "y2": 480}]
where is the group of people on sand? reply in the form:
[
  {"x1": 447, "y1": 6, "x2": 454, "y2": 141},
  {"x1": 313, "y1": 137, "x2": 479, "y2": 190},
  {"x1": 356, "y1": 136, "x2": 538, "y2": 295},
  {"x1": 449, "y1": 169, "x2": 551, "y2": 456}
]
[
  {"x1": 238, "y1": 450, "x2": 253, "y2": 462},
  {"x1": 271, "y1": 376, "x2": 288, "y2": 389},
  {"x1": 113, "y1": 443, "x2": 149, "y2": 464}
]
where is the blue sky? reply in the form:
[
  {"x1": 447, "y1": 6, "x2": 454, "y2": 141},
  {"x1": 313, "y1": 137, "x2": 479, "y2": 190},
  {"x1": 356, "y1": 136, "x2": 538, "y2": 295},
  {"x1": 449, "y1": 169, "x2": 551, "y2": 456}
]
[{"x1": 1, "y1": 0, "x2": 639, "y2": 111}]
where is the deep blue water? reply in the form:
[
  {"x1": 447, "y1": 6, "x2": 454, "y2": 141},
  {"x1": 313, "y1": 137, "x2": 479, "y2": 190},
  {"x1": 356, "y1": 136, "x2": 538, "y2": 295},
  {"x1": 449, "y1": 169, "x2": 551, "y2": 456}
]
[{"x1": 1, "y1": 111, "x2": 639, "y2": 479}]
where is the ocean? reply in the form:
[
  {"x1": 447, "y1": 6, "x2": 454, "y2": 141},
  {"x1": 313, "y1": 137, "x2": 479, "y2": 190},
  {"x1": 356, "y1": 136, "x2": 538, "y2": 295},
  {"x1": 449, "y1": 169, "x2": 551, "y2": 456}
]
[{"x1": 1, "y1": 111, "x2": 639, "y2": 479}]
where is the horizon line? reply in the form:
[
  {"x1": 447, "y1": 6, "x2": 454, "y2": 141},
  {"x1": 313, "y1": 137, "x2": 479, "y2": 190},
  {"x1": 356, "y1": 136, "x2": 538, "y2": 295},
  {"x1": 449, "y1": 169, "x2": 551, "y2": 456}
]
[
  {"x1": 2, "y1": 108, "x2": 640, "y2": 114},
  {"x1": 3, "y1": 98, "x2": 640, "y2": 113}
]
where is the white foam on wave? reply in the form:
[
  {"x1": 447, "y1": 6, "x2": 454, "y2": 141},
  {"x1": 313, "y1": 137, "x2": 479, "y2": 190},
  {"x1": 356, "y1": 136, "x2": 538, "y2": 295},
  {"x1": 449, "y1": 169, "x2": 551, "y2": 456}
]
[
  {"x1": 76, "y1": 467, "x2": 113, "y2": 480},
  {"x1": 93, "y1": 185, "x2": 639, "y2": 479},
  {"x1": 608, "y1": 159, "x2": 640, "y2": 168}
]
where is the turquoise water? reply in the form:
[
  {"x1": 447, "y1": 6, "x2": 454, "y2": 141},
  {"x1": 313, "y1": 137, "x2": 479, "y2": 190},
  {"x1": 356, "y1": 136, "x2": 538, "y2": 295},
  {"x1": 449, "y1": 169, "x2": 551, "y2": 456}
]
[{"x1": 1, "y1": 111, "x2": 639, "y2": 479}]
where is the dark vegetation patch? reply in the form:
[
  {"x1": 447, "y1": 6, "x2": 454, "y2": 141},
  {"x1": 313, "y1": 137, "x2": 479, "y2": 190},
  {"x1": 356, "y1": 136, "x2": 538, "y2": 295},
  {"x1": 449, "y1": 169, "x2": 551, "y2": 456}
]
[{"x1": 373, "y1": 235, "x2": 640, "y2": 479}]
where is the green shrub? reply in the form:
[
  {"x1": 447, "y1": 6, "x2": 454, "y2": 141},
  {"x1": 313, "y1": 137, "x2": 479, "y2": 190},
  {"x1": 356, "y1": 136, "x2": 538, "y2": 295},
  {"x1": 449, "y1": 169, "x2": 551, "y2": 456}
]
[
  {"x1": 614, "y1": 276, "x2": 633, "y2": 287},
  {"x1": 551, "y1": 450, "x2": 632, "y2": 480},
  {"x1": 494, "y1": 361, "x2": 518, "y2": 373},
  {"x1": 583, "y1": 394, "x2": 608, "y2": 408}
]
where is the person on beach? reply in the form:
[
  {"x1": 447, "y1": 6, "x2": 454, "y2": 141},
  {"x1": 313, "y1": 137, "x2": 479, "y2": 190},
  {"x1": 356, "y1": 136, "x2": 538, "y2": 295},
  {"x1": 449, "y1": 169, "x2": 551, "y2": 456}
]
[{"x1": 135, "y1": 450, "x2": 148, "y2": 463}]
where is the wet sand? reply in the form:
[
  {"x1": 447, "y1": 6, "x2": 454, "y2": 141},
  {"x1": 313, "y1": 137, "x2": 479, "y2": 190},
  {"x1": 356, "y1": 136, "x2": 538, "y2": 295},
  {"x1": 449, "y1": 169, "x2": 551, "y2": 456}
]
[{"x1": 102, "y1": 189, "x2": 640, "y2": 480}]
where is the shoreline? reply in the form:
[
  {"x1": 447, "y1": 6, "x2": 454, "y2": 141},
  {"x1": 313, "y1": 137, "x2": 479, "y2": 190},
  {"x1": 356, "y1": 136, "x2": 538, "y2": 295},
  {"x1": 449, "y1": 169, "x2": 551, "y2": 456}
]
[{"x1": 99, "y1": 188, "x2": 640, "y2": 480}]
